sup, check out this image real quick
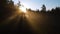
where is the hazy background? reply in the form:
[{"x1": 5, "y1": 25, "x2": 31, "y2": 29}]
[{"x1": 13, "y1": 0, "x2": 60, "y2": 10}]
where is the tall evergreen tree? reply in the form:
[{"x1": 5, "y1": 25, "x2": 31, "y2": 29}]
[{"x1": 41, "y1": 4, "x2": 46, "y2": 12}]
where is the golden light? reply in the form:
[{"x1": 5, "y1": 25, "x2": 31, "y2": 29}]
[{"x1": 19, "y1": 6, "x2": 27, "y2": 13}]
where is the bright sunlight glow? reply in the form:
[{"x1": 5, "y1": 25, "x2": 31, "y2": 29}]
[{"x1": 19, "y1": 6, "x2": 27, "y2": 13}]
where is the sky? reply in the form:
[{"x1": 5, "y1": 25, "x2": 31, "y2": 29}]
[{"x1": 13, "y1": 0, "x2": 60, "y2": 10}]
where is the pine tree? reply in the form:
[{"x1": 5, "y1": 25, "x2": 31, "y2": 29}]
[{"x1": 41, "y1": 4, "x2": 46, "y2": 12}]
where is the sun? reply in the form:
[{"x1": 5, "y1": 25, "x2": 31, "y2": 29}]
[{"x1": 19, "y1": 6, "x2": 27, "y2": 13}]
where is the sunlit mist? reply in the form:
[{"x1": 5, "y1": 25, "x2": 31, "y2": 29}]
[{"x1": 19, "y1": 6, "x2": 27, "y2": 13}]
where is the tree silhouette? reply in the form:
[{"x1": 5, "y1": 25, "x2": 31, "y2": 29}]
[
  {"x1": 0, "y1": 0, "x2": 15, "y2": 21},
  {"x1": 41, "y1": 4, "x2": 46, "y2": 13},
  {"x1": 17, "y1": 0, "x2": 21, "y2": 7},
  {"x1": 0, "y1": 0, "x2": 60, "y2": 33}
]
